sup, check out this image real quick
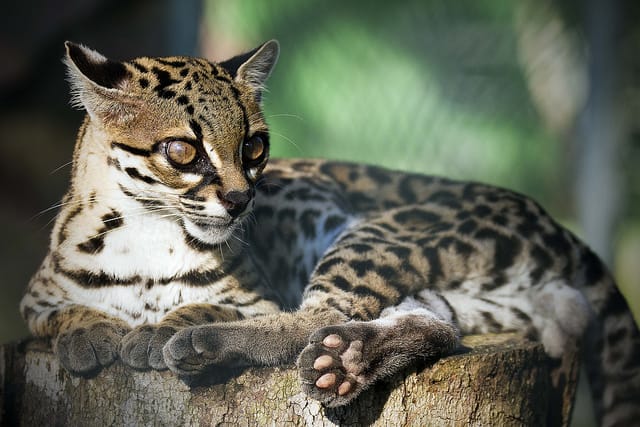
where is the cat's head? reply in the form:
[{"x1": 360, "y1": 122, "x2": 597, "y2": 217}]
[{"x1": 64, "y1": 40, "x2": 279, "y2": 245}]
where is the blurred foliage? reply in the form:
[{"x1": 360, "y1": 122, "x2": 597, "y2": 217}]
[{"x1": 205, "y1": 0, "x2": 569, "y2": 211}]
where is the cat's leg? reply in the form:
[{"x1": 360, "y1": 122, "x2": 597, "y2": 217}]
[
  {"x1": 23, "y1": 303, "x2": 131, "y2": 376},
  {"x1": 119, "y1": 303, "x2": 244, "y2": 370},
  {"x1": 163, "y1": 307, "x2": 349, "y2": 375},
  {"x1": 20, "y1": 268, "x2": 133, "y2": 376},
  {"x1": 297, "y1": 291, "x2": 458, "y2": 407}
]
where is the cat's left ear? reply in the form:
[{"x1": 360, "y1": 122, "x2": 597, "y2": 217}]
[
  {"x1": 64, "y1": 42, "x2": 138, "y2": 124},
  {"x1": 219, "y1": 40, "x2": 280, "y2": 98}
]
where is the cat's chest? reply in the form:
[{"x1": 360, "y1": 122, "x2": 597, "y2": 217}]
[{"x1": 67, "y1": 214, "x2": 216, "y2": 279}]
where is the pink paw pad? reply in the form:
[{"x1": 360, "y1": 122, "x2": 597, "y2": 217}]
[
  {"x1": 311, "y1": 333, "x2": 359, "y2": 396},
  {"x1": 322, "y1": 334, "x2": 342, "y2": 348}
]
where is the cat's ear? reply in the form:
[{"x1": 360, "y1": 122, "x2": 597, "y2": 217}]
[
  {"x1": 64, "y1": 42, "x2": 138, "y2": 123},
  {"x1": 219, "y1": 40, "x2": 279, "y2": 97}
]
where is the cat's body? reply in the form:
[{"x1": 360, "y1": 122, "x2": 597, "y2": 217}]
[{"x1": 21, "y1": 41, "x2": 639, "y2": 426}]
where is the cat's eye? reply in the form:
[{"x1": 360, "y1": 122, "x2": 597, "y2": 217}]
[
  {"x1": 165, "y1": 140, "x2": 197, "y2": 166},
  {"x1": 242, "y1": 135, "x2": 266, "y2": 166}
]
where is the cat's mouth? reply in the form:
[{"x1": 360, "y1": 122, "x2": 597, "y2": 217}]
[{"x1": 181, "y1": 214, "x2": 239, "y2": 245}]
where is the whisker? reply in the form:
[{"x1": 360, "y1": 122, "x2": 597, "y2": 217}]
[
  {"x1": 49, "y1": 161, "x2": 74, "y2": 175},
  {"x1": 265, "y1": 112, "x2": 304, "y2": 121},
  {"x1": 268, "y1": 129, "x2": 301, "y2": 153}
]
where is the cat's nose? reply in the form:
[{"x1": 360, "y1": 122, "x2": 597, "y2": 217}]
[{"x1": 217, "y1": 189, "x2": 252, "y2": 218}]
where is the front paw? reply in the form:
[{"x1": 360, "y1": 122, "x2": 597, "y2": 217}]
[
  {"x1": 163, "y1": 325, "x2": 224, "y2": 376},
  {"x1": 120, "y1": 325, "x2": 177, "y2": 370},
  {"x1": 56, "y1": 322, "x2": 129, "y2": 377}
]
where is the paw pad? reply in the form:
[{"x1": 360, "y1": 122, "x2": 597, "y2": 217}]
[{"x1": 298, "y1": 326, "x2": 368, "y2": 407}]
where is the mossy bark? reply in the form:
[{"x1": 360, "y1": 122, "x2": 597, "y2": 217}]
[{"x1": 0, "y1": 333, "x2": 579, "y2": 426}]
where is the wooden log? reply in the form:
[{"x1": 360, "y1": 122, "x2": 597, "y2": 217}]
[{"x1": 0, "y1": 333, "x2": 579, "y2": 426}]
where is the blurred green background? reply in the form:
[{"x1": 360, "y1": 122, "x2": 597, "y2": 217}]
[{"x1": 1, "y1": 1, "x2": 638, "y2": 425}]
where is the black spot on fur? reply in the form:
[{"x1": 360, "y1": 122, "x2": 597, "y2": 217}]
[
  {"x1": 359, "y1": 226, "x2": 385, "y2": 238},
  {"x1": 376, "y1": 265, "x2": 400, "y2": 283},
  {"x1": 333, "y1": 275, "x2": 352, "y2": 291},
  {"x1": 601, "y1": 288, "x2": 629, "y2": 316},
  {"x1": 511, "y1": 307, "x2": 532, "y2": 323},
  {"x1": 393, "y1": 209, "x2": 440, "y2": 225},
  {"x1": 156, "y1": 59, "x2": 187, "y2": 68},
  {"x1": 388, "y1": 246, "x2": 411, "y2": 259},
  {"x1": 159, "y1": 89, "x2": 176, "y2": 99},
  {"x1": 101, "y1": 210, "x2": 124, "y2": 230},
  {"x1": 300, "y1": 210, "x2": 320, "y2": 238},
  {"x1": 542, "y1": 231, "x2": 571, "y2": 255},
  {"x1": 151, "y1": 66, "x2": 180, "y2": 97},
  {"x1": 77, "y1": 236, "x2": 105, "y2": 254},
  {"x1": 324, "y1": 215, "x2": 346, "y2": 233},
  {"x1": 421, "y1": 247, "x2": 442, "y2": 283},
  {"x1": 455, "y1": 210, "x2": 471, "y2": 221},
  {"x1": 480, "y1": 311, "x2": 503, "y2": 331},
  {"x1": 306, "y1": 284, "x2": 331, "y2": 294},
  {"x1": 481, "y1": 276, "x2": 506, "y2": 291},
  {"x1": 345, "y1": 243, "x2": 373, "y2": 254},
  {"x1": 57, "y1": 204, "x2": 83, "y2": 244},
  {"x1": 353, "y1": 285, "x2": 389, "y2": 306},
  {"x1": 346, "y1": 192, "x2": 376, "y2": 210},
  {"x1": 52, "y1": 253, "x2": 141, "y2": 287},
  {"x1": 447, "y1": 280, "x2": 462, "y2": 290},
  {"x1": 316, "y1": 257, "x2": 343, "y2": 276},
  {"x1": 285, "y1": 187, "x2": 327, "y2": 202},
  {"x1": 475, "y1": 227, "x2": 521, "y2": 271},
  {"x1": 581, "y1": 249, "x2": 606, "y2": 285},
  {"x1": 472, "y1": 204, "x2": 492, "y2": 218},
  {"x1": 349, "y1": 260, "x2": 375, "y2": 277},
  {"x1": 366, "y1": 166, "x2": 392, "y2": 184},
  {"x1": 492, "y1": 214, "x2": 508, "y2": 226},
  {"x1": 530, "y1": 245, "x2": 552, "y2": 282},
  {"x1": 177, "y1": 95, "x2": 189, "y2": 105},
  {"x1": 457, "y1": 219, "x2": 478, "y2": 235},
  {"x1": 139, "y1": 78, "x2": 149, "y2": 88},
  {"x1": 427, "y1": 190, "x2": 457, "y2": 206},
  {"x1": 125, "y1": 167, "x2": 157, "y2": 185},
  {"x1": 398, "y1": 177, "x2": 417, "y2": 203},
  {"x1": 131, "y1": 62, "x2": 148, "y2": 73}
]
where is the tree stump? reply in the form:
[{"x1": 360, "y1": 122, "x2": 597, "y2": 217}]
[{"x1": 0, "y1": 333, "x2": 579, "y2": 426}]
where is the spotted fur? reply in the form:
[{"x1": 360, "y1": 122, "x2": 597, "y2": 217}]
[{"x1": 21, "y1": 41, "x2": 639, "y2": 425}]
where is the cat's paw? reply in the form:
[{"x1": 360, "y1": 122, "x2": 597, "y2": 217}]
[
  {"x1": 55, "y1": 321, "x2": 129, "y2": 377},
  {"x1": 120, "y1": 325, "x2": 177, "y2": 370},
  {"x1": 163, "y1": 326, "x2": 219, "y2": 376},
  {"x1": 297, "y1": 325, "x2": 368, "y2": 407}
]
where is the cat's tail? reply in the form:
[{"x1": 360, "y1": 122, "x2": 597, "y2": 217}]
[{"x1": 578, "y1": 247, "x2": 640, "y2": 426}]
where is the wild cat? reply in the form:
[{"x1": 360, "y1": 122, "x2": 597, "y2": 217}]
[{"x1": 20, "y1": 40, "x2": 639, "y2": 425}]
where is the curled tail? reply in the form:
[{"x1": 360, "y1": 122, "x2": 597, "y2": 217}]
[{"x1": 579, "y1": 248, "x2": 640, "y2": 426}]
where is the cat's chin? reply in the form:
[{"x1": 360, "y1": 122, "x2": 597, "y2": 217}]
[{"x1": 182, "y1": 217, "x2": 237, "y2": 246}]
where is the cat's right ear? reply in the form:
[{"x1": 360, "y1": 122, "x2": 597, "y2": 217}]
[{"x1": 64, "y1": 42, "x2": 139, "y2": 124}]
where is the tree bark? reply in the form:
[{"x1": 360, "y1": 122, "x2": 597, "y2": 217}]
[{"x1": 0, "y1": 333, "x2": 579, "y2": 426}]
